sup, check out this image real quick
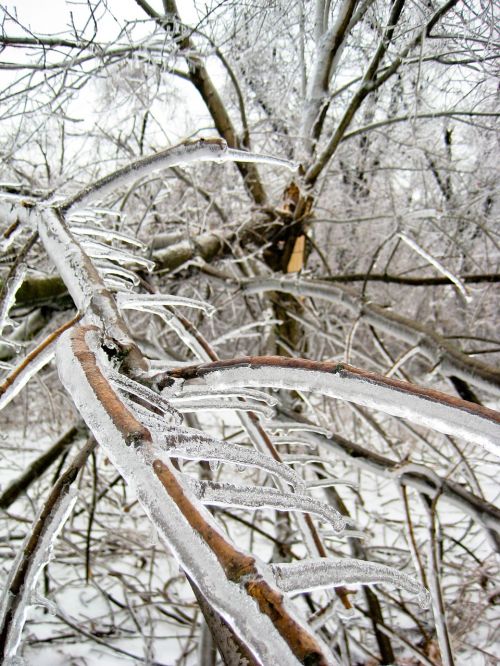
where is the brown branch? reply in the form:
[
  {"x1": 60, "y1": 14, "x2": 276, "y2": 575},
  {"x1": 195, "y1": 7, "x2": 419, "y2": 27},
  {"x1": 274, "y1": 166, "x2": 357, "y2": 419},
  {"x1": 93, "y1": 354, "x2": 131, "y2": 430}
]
[
  {"x1": 321, "y1": 272, "x2": 500, "y2": 286},
  {"x1": 0, "y1": 312, "x2": 82, "y2": 399},
  {"x1": 0, "y1": 424, "x2": 83, "y2": 510}
]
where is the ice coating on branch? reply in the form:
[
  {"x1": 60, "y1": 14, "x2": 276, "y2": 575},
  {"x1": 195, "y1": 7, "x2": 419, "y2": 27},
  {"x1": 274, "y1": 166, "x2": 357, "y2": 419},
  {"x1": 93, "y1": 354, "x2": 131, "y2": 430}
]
[
  {"x1": 108, "y1": 369, "x2": 182, "y2": 425},
  {"x1": 61, "y1": 138, "x2": 297, "y2": 212},
  {"x1": 81, "y1": 238, "x2": 155, "y2": 272},
  {"x1": 171, "y1": 397, "x2": 275, "y2": 419},
  {"x1": 117, "y1": 292, "x2": 216, "y2": 317},
  {"x1": 95, "y1": 261, "x2": 141, "y2": 286},
  {"x1": 185, "y1": 479, "x2": 346, "y2": 532},
  {"x1": 264, "y1": 420, "x2": 333, "y2": 438},
  {"x1": 70, "y1": 224, "x2": 147, "y2": 249},
  {"x1": 271, "y1": 558, "x2": 430, "y2": 608},
  {"x1": 170, "y1": 385, "x2": 278, "y2": 406},
  {"x1": 0, "y1": 488, "x2": 77, "y2": 660},
  {"x1": 0, "y1": 262, "x2": 26, "y2": 335},
  {"x1": 0, "y1": 341, "x2": 55, "y2": 412},
  {"x1": 0, "y1": 197, "x2": 34, "y2": 249},
  {"x1": 155, "y1": 427, "x2": 305, "y2": 490},
  {"x1": 186, "y1": 362, "x2": 500, "y2": 455}
]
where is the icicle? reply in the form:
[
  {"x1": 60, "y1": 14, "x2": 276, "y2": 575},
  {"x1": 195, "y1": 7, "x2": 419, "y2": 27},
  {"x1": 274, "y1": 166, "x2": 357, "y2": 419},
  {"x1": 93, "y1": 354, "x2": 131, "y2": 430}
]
[
  {"x1": 185, "y1": 479, "x2": 346, "y2": 532},
  {"x1": 102, "y1": 276, "x2": 136, "y2": 292},
  {"x1": 281, "y1": 454, "x2": 337, "y2": 468},
  {"x1": 306, "y1": 479, "x2": 356, "y2": 489},
  {"x1": 0, "y1": 263, "x2": 27, "y2": 335},
  {"x1": 156, "y1": 428, "x2": 305, "y2": 491},
  {"x1": 108, "y1": 369, "x2": 182, "y2": 425},
  {"x1": 122, "y1": 303, "x2": 210, "y2": 360},
  {"x1": 271, "y1": 436, "x2": 317, "y2": 448},
  {"x1": 172, "y1": 397, "x2": 275, "y2": 419},
  {"x1": 117, "y1": 292, "x2": 216, "y2": 317},
  {"x1": 271, "y1": 558, "x2": 430, "y2": 608},
  {"x1": 81, "y1": 238, "x2": 155, "y2": 272},
  {"x1": 95, "y1": 261, "x2": 141, "y2": 286},
  {"x1": 211, "y1": 319, "x2": 282, "y2": 347},
  {"x1": 169, "y1": 384, "x2": 277, "y2": 406},
  {"x1": 119, "y1": 394, "x2": 178, "y2": 431},
  {"x1": 224, "y1": 147, "x2": 298, "y2": 171},
  {"x1": 70, "y1": 224, "x2": 147, "y2": 249}
]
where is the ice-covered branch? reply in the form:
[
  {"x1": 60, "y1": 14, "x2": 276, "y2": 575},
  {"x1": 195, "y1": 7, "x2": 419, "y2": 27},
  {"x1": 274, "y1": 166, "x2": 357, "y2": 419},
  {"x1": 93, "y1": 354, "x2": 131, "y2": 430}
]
[
  {"x1": 36, "y1": 207, "x2": 145, "y2": 372},
  {"x1": 55, "y1": 323, "x2": 334, "y2": 665},
  {"x1": 185, "y1": 479, "x2": 346, "y2": 532},
  {"x1": 0, "y1": 314, "x2": 81, "y2": 412},
  {"x1": 58, "y1": 138, "x2": 295, "y2": 212},
  {"x1": 271, "y1": 558, "x2": 430, "y2": 608},
  {"x1": 155, "y1": 428, "x2": 305, "y2": 491},
  {"x1": 166, "y1": 356, "x2": 500, "y2": 455},
  {"x1": 0, "y1": 487, "x2": 78, "y2": 662}
]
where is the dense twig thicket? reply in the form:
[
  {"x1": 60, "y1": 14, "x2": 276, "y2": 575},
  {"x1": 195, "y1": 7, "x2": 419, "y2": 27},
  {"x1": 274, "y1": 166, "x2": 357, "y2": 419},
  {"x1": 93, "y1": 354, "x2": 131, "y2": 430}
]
[{"x1": 0, "y1": 1, "x2": 499, "y2": 664}]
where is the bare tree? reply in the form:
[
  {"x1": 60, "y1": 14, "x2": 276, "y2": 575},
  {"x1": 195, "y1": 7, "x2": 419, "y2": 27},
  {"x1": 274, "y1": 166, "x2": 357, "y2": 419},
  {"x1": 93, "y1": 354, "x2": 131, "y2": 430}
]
[{"x1": 0, "y1": 1, "x2": 499, "y2": 664}]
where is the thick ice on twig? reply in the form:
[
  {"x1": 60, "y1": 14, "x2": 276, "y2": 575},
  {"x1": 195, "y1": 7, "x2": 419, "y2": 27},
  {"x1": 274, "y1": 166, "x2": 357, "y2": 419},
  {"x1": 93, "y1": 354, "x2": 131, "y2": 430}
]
[
  {"x1": 185, "y1": 479, "x2": 346, "y2": 532},
  {"x1": 81, "y1": 238, "x2": 155, "y2": 272},
  {"x1": 271, "y1": 558, "x2": 430, "y2": 609},
  {"x1": 0, "y1": 342, "x2": 55, "y2": 412},
  {"x1": 224, "y1": 147, "x2": 298, "y2": 171},
  {"x1": 185, "y1": 361, "x2": 500, "y2": 455},
  {"x1": 95, "y1": 261, "x2": 141, "y2": 286},
  {"x1": 171, "y1": 397, "x2": 275, "y2": 419},
  {"x1": 108, "y1": 369, "x2": 182, "y2": 425},
  {"x1": 156, "y1": 428, "x2": 305, "y2": 490},
  {"x1": 70, "y1": 224, "x2": 147, "y2": 250},
  {"x1": 54, "y1": 328, "x2": 309, "y2": 665},
  {"x1": 117, "y1": 293, "x2": 216, "y2": 317}
]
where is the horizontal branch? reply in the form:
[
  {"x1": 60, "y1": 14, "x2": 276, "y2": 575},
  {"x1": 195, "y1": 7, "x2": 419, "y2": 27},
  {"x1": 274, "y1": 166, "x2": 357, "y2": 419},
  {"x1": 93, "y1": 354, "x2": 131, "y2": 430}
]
[
  {"x1": 166, "y1": 356, "x2": 500, "y2": 455},
  {"x1": 321, "y1": 272, "x2": 500, "y2": 286}
]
